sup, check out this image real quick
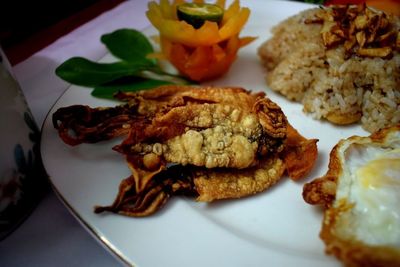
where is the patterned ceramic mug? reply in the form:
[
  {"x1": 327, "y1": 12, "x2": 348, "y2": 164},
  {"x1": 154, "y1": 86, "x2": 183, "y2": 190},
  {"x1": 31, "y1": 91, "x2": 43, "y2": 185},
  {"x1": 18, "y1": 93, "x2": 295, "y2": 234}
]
[{"x1": 0, "y1": 48, "x2": 48, "y2": 240}]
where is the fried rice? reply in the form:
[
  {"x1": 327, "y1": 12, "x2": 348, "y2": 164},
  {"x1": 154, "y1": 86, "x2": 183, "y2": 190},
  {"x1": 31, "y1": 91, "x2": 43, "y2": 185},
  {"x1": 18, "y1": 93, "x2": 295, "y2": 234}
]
[{"x1": 258, "y1": 7, "x2": 400, "y2": 133}]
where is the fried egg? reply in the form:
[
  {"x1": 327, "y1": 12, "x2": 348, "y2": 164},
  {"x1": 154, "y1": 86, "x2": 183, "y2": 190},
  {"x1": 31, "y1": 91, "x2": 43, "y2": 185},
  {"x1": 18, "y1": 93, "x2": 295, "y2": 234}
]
[
  {"x1": 303, "y1": 125, "x2": 400, "y2": 267},
  {"x1": 337, "y1": 142, "x2": 400, "y2": 246}
]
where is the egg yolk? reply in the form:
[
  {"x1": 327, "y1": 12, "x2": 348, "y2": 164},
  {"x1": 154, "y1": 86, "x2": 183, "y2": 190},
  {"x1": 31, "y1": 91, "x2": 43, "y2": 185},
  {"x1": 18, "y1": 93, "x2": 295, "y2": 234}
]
[{"x1": 358, "y1": 151, "x2": 400, "y2": 189}]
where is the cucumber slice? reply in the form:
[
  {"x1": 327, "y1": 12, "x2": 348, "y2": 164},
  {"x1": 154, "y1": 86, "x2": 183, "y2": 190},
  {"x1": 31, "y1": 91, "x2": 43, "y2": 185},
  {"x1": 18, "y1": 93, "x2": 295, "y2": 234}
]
[{"x1": 177, "y1": 3, "x2": 224, "y2": 29}]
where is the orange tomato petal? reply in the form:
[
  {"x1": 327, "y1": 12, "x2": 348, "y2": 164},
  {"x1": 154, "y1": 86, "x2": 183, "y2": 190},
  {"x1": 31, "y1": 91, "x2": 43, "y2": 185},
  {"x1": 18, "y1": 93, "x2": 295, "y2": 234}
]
[
  {"x1": 170, "y1": 43, "x2": 189, "y2": 69},
  {"x1": 222, "y1": 0, "x2": 240, "y2": 25},
  {"x1": 160, "y1": 0, "x2": 174, "y2": 19},
  {"x1": 219, "y1": 7, "x2": 250, "y2": 41},
  {"x1": 226, "y1": 34, "x2": 240, "y2": 55},
  {"x1": 187, "y1": 46, "x2": 212, "y2": 69},
  {"x1": 146, "y1": 3, "x2": 163, "y2": 29},
  {"x1": 193, "y1": 21, "x2": 221, "y2": 46},
  {"x1": 215, "y1": 0, "x2": 226, "y2": 9},
  {"x1": 160, "y1": 37, "x2": 173, "y2": 59},
  {"x1": 239, "y1": 36, "x2": 257, "y2": 47},
  {"x1": 212, "y1": 43, "x2": 226, "y2": 62},
  {"x1": 160, "y1": 20, "x2": 196, "y2": 42}
]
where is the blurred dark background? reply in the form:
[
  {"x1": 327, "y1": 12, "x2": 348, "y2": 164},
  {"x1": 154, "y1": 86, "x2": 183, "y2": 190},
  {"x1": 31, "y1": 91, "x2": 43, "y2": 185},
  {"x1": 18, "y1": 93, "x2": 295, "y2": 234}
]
[{"x1": 0, "y1": 0, "x2": 125, "y2": 65}]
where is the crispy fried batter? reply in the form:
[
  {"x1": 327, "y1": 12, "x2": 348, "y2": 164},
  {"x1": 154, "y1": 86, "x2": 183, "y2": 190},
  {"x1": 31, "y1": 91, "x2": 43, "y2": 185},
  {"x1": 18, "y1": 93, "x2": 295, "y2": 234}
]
[
  {"x1": 282, "y1": 124, "x2": 318, "y2": 180},
  {"x1": 52, "y1": 104, "x2": 139, "y2": 146},
  {"x1": 94, "y1": 156, "x2": 285, "y2": 216},
  {"x1": 54, "y1": 85, "x2": 318, "y2": 217},
  {"x1": 94, "y1": 164, "x2": 195, "y2": 217},
  {"x1": 193, "y1": 156, "x2": 285, "y2": 202},
  {"x1": 113, "y1": 86, "x2": 287, "y2": 169}
]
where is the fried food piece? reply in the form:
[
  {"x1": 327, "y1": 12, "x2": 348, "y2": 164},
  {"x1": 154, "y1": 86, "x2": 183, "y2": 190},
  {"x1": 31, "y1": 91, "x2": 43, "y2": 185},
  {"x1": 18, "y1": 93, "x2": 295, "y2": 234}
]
[
  {"x1": 303, "y1": 125, "x2": 400, "y2": 267},
  {"x1": 52, "y1": 104, "x2": 139, "y2": 146},
  {"x1": 281, "y1": 124, "x2": 318, "y2": 180},
  {"x1": 94, "y1": 163, "x2": 195, "y2": 217},
  {"x1": 54, "y1": 85, "x2": 318, "y2": 217},
  {"x1": 116, "y1": 102, "x2": 282, "y2": 169},
  {"x1": 95, "y1": 122, "x2": 316, "y2": 217},
  {"x1": 94, "y1": 156, "x2": 285, "y2": 216},
  {"x1": 94, "y1": 121, "x2": 316, "y2": 216},
  {"x1": 113, "y1": 86, "x2": 287, "y2": 169},
  {"x1": 193, "y1": 156, "x2": 285, "y2": 202}
]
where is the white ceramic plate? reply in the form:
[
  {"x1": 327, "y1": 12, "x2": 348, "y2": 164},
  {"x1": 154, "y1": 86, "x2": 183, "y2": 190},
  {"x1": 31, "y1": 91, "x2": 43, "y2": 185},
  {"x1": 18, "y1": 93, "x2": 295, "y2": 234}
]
[{"x1": 41, "y1": 1, "x2": 368, "y2": 266}]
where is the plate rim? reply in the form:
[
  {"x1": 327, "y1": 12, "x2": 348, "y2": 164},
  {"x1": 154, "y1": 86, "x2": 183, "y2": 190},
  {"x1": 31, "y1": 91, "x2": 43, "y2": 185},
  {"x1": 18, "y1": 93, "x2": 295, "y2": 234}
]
[{"x1": 39, "y1": 1, "x2": 346, "y2": 266}]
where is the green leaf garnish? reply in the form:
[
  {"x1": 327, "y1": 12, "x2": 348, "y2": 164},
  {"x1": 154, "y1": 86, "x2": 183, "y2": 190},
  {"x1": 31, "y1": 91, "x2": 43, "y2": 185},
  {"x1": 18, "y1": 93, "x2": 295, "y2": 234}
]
[
  {"x1": 55, "y1": 29, "x2": 195, "y2": 100},
  {"x1": 101, "y1": 29, "x2": 156, "y2": 64},
  {"x1": 56, "y1": 57, "x2": 155, "y2": 87}
]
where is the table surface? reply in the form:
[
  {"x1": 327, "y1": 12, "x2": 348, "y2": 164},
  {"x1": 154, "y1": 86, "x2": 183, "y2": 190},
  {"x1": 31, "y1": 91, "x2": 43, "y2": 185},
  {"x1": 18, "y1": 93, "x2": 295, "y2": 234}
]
[{"x1": 0, "y1": 1, "x2": 150, "y2": 266}]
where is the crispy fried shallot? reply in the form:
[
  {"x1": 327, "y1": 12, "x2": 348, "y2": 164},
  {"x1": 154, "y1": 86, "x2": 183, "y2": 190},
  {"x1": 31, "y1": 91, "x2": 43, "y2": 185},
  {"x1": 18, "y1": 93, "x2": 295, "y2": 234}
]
[{"x1": 306, "y1": 4, "x2": 400, "y2": 58}]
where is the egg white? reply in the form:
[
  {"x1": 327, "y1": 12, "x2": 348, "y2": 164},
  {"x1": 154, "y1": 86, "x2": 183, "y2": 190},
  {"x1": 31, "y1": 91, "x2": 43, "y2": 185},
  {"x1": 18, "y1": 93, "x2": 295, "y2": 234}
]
[{"x1": 335, "y1": 136, "x2": 400, "y2": 247}]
